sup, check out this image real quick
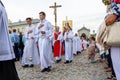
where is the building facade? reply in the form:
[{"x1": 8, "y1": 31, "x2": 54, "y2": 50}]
[
  {"x1": 78, "y1": 26, "x2": 90, "y2": 39},
  {"x1": 8, "y1": 19, "x2": 40, "y2": 33}
]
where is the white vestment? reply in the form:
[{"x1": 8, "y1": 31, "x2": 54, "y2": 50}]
[
  {"x1": 22, "y1": 24, "x2": 40, "y2": 65},
  {"x1": 111, "y1": 46, "x2": 120, "y2": 80},
  {"x1": 36, "y1": 19, "x2": 53, "y2": 69},
  {"x1": 0, "y1": 3, "x2": 15, "y2": 61},
  {"x1": 73, "y1": 36, "x2": 77, "y2": 54},
  {"x1": 83, "y1": 40, "x2": 89, "y2": 50},
  {"x1": 49, "y1": 35, "x2": 54, "y2": 64},
  {"x1": 76, "y1": 37, "x2": 82, "y2": 52},
  {"x1": 48, "y1": 38, "x2": 54, "y2": 64},
  {"x1": 64, "y1": 30, "x2": 74, "y2": 61}
]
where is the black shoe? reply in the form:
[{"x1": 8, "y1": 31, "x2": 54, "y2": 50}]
[
  {"x1": 56, "y1": 59, "x2": 61, "y2": 63},
  {"x1": 74, "y1": 54, "x2": 77, "y2": 56},
  {"x1": 56, "y1": 60, "x2": 59, "y2": 63},
  {"x1": 48, "y1": 66, "x2": 52, "y2": 69},
  {"x1": 77, "y1": 51, "x2": 79, "y2": 55},
  {"x1": 41, "y1": 68, "x2": 48, "y2": 72},
  {"x1": 79, "y1": 52, "x2": 81, "y2": 54},
  {"x1": 29, "y1": 64, "x2": 34, "y2": 67},
  {"x1": 46, "y1": 68, "x2": 51, "y2": 72},
  {"x1": 70, "y1": 60, "x2": 72, "y2": 63},
  {"x1": 59, "y1": 59, "x2": 62, "y2": 62},
  {"x1": 64, "y1": 60, "x2": 70, "y2": 64},
  {"x1": 77, "y1": 51, "x2": 81, "y2": 54},
  {"x1": 14, "y1": 58, "x2": 19, "y2": 62},
  {"x1": 22, "y1": 65, "x2": 29, "y2": 68}
]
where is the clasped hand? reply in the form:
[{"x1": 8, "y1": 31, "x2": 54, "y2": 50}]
[
  {"x1": 27, "y1": 30, "x2": 33, "y2": 34},
  {"x1": 38, "y1": 24, "x2": 44, "y2": 29}
]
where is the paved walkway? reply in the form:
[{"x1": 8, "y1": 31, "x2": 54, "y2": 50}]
[{"x1": 16, "y1": 51, "x2": 109, "y2": 80}]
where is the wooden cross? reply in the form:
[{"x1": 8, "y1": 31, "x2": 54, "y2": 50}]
[{"x1": 49, "y1": 2, "x2": 62, "y2": 28}]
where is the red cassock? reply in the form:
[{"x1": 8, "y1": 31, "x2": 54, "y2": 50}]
[
  {"x1": 82, "y1": 40, "x2": 84, "y2": 50},
  {"x1": 114, "y1": 0, "x2": 120, "y2": 3},
  {"x1": 54, "y1": 32, "x2": 64, "y2": 57}
]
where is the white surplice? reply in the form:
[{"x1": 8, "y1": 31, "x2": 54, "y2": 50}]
[
  {"x1": 111, "y1": 46, "x2": 120, "y2": 80},
  {"x1": 36, "y1": 19, "x2": 53, "y2": 69},
  {"x1": 64, "y1": 30, "x2": 74, "y2": 61},
  {"x1": 73, "y1": 36, "x2": 77, "y2": 55},
  {"x1": 76, "y1": 37, "x2": 82, "y2": 52},
  {"x1": 22, "y1": 24, "x2": 40, "y2": 65},
  {"x1": 0, "y1": 3, "x2": 15, "y2": 61}
]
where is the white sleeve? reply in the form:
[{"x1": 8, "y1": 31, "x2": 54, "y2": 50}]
[
  {"x1": 45, "y1": 22, "x2": 53, "y2": 38},
  {"x1": 49, "y1": 34, "x2": 54, "y2": 41},
  {"x1": 32, "y1": 26, "x2": 39, "y2": 43},
  {"x1": 24, "y1": 27, "x2": 28, "y2": 39},
  {"x1": 0, "y1": 5, "x2": 2, "y2": 16},
  {"x1": 57, "y1": 33, "x2": 63, "y2": 41},
  {"x1": 67, "y1": 31, "x2": 74, "y2": 39},
  {"x1": 32, "y1": 26, "x2": 37, "y2": 38},
  {"x1": 0, "y1": 7, "x2": 2, "y2": 31},
  {"x1": 34, "y1": 23, "x2": 41, "y2": 35},
  {"x1": 64, "y1": 33, "x2": 66, "y2": 40},
  {"x1": 0, "y1": 17, "x2": 2, "y2": 32}
]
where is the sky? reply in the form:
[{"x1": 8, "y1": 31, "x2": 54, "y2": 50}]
[{"x1": 2, "y1": 0, "x2": 107, "y2": 33}]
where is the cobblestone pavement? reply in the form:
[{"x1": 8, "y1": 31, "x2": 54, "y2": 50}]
[{"x1": 16, "y1": 51, "x2": 110, "y2": 80}]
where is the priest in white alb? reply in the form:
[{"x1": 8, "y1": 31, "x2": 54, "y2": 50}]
[
  {"x1": 73, "y1": 33, "x2": 78, "y2": 56},
  {"x1": 22, "y1": 17, "x2": 40, "y2": 68},
  {"x1": 64, "y1": 26, "x2": 74, "y2": 64},
  {"x1": 36, "y1": 12, "x2": 53, "y2": 72},
  {"x1": 77, "y1": 35, "x2": 82, "y2": 54},
  {"x1": 0, "y1": 1, "x2": 20, "y2": 80}
]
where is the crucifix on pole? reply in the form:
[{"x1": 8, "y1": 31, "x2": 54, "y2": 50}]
[{"x1": 49, "y1": 2, "x2": 62, "y2": 28}]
